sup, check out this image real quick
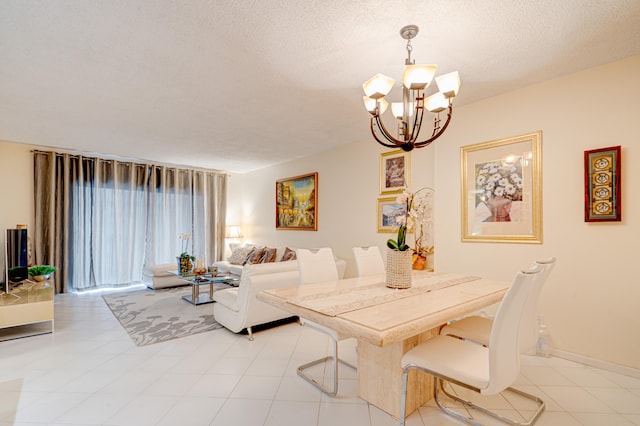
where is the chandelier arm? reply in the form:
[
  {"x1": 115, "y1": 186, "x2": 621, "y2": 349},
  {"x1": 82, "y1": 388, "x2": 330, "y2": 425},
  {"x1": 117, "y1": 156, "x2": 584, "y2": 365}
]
[
  {"x1": 408, "y1": 104, "x2": 425, "y2": 144},
  {"x1": 372, "y1": 115, "x2": 407, "y2": 147},
  {"x1": 413, "y1": 106, "x2": 454, "y2": 149},
  {"x1": 370, "y1": 118, "x2": 403, "y2": 148}
]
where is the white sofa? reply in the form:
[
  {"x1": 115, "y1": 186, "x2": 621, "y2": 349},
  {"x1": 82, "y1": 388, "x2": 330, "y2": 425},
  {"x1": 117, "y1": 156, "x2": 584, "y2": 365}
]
[
  {"x1": 211, "y1": 245, "x2": 294, "y2": 277},
  {"x1": 212, "y1": 257, "x2": 346, "y2": 340}
]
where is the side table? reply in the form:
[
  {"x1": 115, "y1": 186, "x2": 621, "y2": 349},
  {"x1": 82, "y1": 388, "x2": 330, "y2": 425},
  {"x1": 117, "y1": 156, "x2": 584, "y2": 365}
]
[{"x1": 169, "y1": 271, "x2": 239, "y2": 305}]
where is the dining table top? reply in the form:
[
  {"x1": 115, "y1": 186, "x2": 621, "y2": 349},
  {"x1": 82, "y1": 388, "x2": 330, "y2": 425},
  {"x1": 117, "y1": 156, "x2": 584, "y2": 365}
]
[{"x1": 257, "y1": 270, "x2": 510, "y2": 347}]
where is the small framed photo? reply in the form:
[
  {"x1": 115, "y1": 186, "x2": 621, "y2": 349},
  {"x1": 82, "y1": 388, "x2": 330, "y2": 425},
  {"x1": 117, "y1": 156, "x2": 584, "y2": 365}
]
[
  {"x1": 584, "y1": 146, "x2": 621, "y2": 222},
  {"x1": 461, "y1": 131, "x2": 542, "y2": 243},
  {"x1": 377, "y1": 196, "x2": 406, "y2": 233},
  {"x1": 380, "y1": 150, "x2": 410, "y2": 194},
  {"x1": 276, "y1": 172, "x2": 318, "y2": 231}
]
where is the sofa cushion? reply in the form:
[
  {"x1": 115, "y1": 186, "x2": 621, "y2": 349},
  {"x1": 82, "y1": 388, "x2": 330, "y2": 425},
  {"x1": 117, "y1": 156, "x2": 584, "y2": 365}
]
[
  {"x1": 228, "y1": 264, "x2": 244, "y2": 276},
  {"x1": 243, "y1": 260, "x2": 299, "y2": 277},
  {"x1": 142, "y1": 263, "x2": 177, "y2": 277},
  {"x1": 261, "y1": 247, "x2": 278, "y2": 263},
  {"x1": 213, "y1": 287, "x2": 240, "y2": 312},
  {"x1": 245, "y1": 246, "x2": 266, "y2": 265},
  {"x1": 280, "y1": 247, "x2": 297, "y2": 262},
  {"x1": 228, "y1": 246, "x2": 254, "y2": 265}
]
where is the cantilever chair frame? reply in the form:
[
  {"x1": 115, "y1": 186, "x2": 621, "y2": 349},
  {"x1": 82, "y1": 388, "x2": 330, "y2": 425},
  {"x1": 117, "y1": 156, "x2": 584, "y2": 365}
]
[
  {"x1": 296, "y1": 319, "x2": 357, "y2": 397},
  {"x1": 400, "y1": 265, "x2": 546, "y2": 426},
  {"x1": 402, "y1": 371, "x2": 545, "y2": 426},
  {"x1": 296, "y1": 248, "x2": 356, "y2": 397}
]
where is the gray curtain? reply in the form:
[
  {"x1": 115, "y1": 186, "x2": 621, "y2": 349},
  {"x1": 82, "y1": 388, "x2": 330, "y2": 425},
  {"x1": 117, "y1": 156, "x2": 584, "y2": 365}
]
[{"x1": 33, "y1": 151, "x2": 227, "y2": 293}]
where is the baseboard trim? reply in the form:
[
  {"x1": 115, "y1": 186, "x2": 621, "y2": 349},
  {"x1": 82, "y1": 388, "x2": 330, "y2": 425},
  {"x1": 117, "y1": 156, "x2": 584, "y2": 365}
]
[{"x1": 549, "y1": 348, "x2": 640, "y2": 379}]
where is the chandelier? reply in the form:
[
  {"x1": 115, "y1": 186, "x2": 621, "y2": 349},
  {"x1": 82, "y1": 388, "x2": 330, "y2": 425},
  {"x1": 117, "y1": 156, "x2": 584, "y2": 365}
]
[{"x1": 362, "y1": 25, "x2": 461, "y2": 152}]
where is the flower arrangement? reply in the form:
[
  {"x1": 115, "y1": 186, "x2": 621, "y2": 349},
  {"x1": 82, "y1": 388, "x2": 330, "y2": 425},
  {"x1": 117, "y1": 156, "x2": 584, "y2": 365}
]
[
  {"x1": 410, "y1": 188, "x2": 435, "y2": 258},
  {"x1": 386, "y1": 187, "x2": 434, "y2": 254},
  {"x1": 178, "y1": 233, "x2": 195, "y2": 260},
  {"x1": 475, "y1": 159, "x2": 523, "y2": 202}
]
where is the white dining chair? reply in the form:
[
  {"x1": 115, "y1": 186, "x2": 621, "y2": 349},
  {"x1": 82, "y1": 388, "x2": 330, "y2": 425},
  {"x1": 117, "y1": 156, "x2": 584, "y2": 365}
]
[
  {"x1": 440, "y1": 257, "x2": 557, "y2": 354},
  {"x1": 399, "y1": 263, "x2": 545, "y2": 426},
  {"x1": 296, "y1": 248, "x2": 356, "y2": 396},
  {"x1": 352, "y1": 245, "x2": 386, "y2": 277}
]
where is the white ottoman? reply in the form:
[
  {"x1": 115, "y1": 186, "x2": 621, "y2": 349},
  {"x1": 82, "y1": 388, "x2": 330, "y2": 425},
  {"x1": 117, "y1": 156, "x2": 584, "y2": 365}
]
[{"x1": 142, "y1": 264, "x2": 187, "y2": 289}]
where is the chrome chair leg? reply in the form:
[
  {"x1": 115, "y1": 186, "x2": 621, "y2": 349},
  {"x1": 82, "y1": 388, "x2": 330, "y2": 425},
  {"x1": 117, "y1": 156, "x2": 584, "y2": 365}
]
[
  {"x1": 439, "y1": 379, "x2": 545, "y2": 426},
  {"x1": 400, "y1": 365, "x2": 544, "y2": 426},
  {"x1": 297, "y1": 336, "x2": 356, "y2": 397}
]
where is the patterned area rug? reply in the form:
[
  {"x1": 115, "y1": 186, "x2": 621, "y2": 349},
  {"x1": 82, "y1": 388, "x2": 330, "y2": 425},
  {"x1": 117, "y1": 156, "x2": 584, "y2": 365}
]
[{"x1": 102, "y1": 285, "x2": 230, "y2": 346}]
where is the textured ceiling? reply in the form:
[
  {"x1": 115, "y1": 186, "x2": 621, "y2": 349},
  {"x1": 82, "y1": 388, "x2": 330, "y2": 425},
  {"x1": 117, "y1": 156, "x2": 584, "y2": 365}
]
[{"x1": 1, "y1": 0, "x2": 640, "y2": 173}]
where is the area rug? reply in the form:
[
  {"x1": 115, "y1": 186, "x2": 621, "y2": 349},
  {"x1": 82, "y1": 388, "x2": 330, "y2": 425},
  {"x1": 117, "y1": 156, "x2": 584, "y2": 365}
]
[{"x1": 102, "y1": 285, "x2": 231, "y2": 346}]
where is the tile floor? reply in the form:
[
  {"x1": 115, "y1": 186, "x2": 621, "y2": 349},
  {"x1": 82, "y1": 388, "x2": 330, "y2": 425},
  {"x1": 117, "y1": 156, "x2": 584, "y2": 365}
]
[{"x1": 1, "y1": 289, "x2": 639, "y2": 425}]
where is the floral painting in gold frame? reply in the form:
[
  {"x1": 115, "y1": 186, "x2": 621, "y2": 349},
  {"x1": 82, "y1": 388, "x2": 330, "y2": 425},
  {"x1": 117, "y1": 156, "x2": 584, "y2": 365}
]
[
  {"x1": 276, "y1": 172, "x2": 318, "y2": 231},
  {"x1": 461, "y1": 131, "x2": 542, "y2": 243},
  {"x1": 380, "y1": 150, "x2": 410, "y2": 194}
]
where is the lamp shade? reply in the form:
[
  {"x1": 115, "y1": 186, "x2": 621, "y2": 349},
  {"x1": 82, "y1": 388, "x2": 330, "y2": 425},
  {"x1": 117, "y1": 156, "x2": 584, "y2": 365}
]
[
  {"x1": 225, "y1": 225, "x2": 243, "y2": 239},
  {"x1": 363, "y1": 96, "x2": 388, "y2": 115},
  {"x1": 363, "y1": 74, "x2": 395, "y2": 99},
  {"x1": 391, "y1": 102, "x2": 414, "y2": 120},
  {"x1": 424, "y1": 92, "x2": 448, "y2": 113},
  {"x1": 402, "y1": 64, "x2": 437, "y2": 90},
  {"x1": 435, "y1": 71, "x2": 461, "y2": 98}
]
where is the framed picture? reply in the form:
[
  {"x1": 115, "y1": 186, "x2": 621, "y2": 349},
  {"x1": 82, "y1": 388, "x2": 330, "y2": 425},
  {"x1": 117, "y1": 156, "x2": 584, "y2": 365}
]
[
  {"x1": 380, "y1": 150, "x2": 410, "y2": 194},
  {"x1": 276, "y1": 172, "x2": 318, "y2": 230},
  {"x1": 377, "y1": 196, "x2": 406, "y2": 233},
  {"x1": 584, "y1": 146, "x2": 621, "y2": 222},
  {"x1": 461, "y1": 131, "x2": 542, "y2": 243}
]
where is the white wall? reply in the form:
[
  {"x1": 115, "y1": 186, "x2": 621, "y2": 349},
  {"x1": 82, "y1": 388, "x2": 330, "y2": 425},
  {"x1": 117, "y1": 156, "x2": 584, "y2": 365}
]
[
  {"x1": 436, "y1": 56, "x2": 639, "y2": 370},
  {"x1": 0, "y1": 142, "x2": 35, "y2": 276},
  {"x1": 230, "y1": 56, "x2": 640, "y2": 371},
  {"x1": 228, "y1": 141, "x2": 436, "y2": 278}
]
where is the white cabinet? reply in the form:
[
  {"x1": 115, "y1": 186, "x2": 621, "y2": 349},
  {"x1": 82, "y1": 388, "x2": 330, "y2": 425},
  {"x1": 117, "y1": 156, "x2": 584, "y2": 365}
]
[{"x1": 0, "y1": 280, "x2": 54, "y2": 336}]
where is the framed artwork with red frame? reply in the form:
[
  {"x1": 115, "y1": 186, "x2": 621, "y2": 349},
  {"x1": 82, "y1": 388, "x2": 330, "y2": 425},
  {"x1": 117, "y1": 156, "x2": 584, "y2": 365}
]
[{"x1": 584, "y1": 146, "x2": 621, "y2": 222}]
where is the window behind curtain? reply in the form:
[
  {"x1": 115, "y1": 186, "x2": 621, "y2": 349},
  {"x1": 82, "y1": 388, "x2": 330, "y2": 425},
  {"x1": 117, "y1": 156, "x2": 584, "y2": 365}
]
[
  {"x1": 33, "y1": 151, "x2": 227, "y2": 293},
  {"x1": 70, "y1": 159, "x2": 149, "y2": 290}
]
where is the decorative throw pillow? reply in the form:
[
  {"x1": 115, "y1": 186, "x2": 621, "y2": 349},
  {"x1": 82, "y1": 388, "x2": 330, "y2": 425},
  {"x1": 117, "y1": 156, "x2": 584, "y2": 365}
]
[
  {"x1": 245, "y1": 247, "x2": 266, "y2": 265},
  {"x1": 260, "y1": 247, "x2": 278, "y2": 263},
  {"x1": 280, "y1": 247, "x2": 297, "y2": 262},
  {"x1": 228, "y1": 246, "x2": 254, "y2": 265}
]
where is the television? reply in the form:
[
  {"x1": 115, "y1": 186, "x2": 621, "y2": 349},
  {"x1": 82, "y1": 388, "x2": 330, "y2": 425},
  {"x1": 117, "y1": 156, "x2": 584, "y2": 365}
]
[{"x1": 4, "y1": 228, "x2": 29, "y2": 292}]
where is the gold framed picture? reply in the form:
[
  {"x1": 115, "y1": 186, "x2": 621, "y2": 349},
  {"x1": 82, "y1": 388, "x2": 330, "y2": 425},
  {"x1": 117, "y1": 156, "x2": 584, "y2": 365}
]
[
  {"x1": 276, "y1": 172, "x2": 318, "y2": 231},
  {"x1": 377, "y1": 196, "x2": 406, "y2": 233},
  {"x1": 380, "y1": 150, "x2": 410, "y2": 194},
  {"x1": 461, "y1": 131, "x2": 542, "y2": 243}
]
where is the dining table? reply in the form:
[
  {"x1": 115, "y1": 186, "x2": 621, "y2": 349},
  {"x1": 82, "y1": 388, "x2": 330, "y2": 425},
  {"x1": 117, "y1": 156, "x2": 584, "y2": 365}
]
[{"x1": 256, "y1": 270, "x2": 510, "y2": 418}]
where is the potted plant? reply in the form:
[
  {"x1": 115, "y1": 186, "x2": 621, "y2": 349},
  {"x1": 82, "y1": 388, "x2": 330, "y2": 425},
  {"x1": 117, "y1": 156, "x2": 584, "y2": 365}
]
[
  {"x1": 177, "y1": 233, "x2": 195, "y2": 275},
  {"x1": 28, "y1": 265, "x2": 58, "y2": 281}
]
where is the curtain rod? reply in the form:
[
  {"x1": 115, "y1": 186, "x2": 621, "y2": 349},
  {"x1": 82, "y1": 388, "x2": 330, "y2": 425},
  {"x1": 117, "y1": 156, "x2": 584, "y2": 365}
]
[{"x1": 31, "y1": 148, "x2": 230, "y2": 176}]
